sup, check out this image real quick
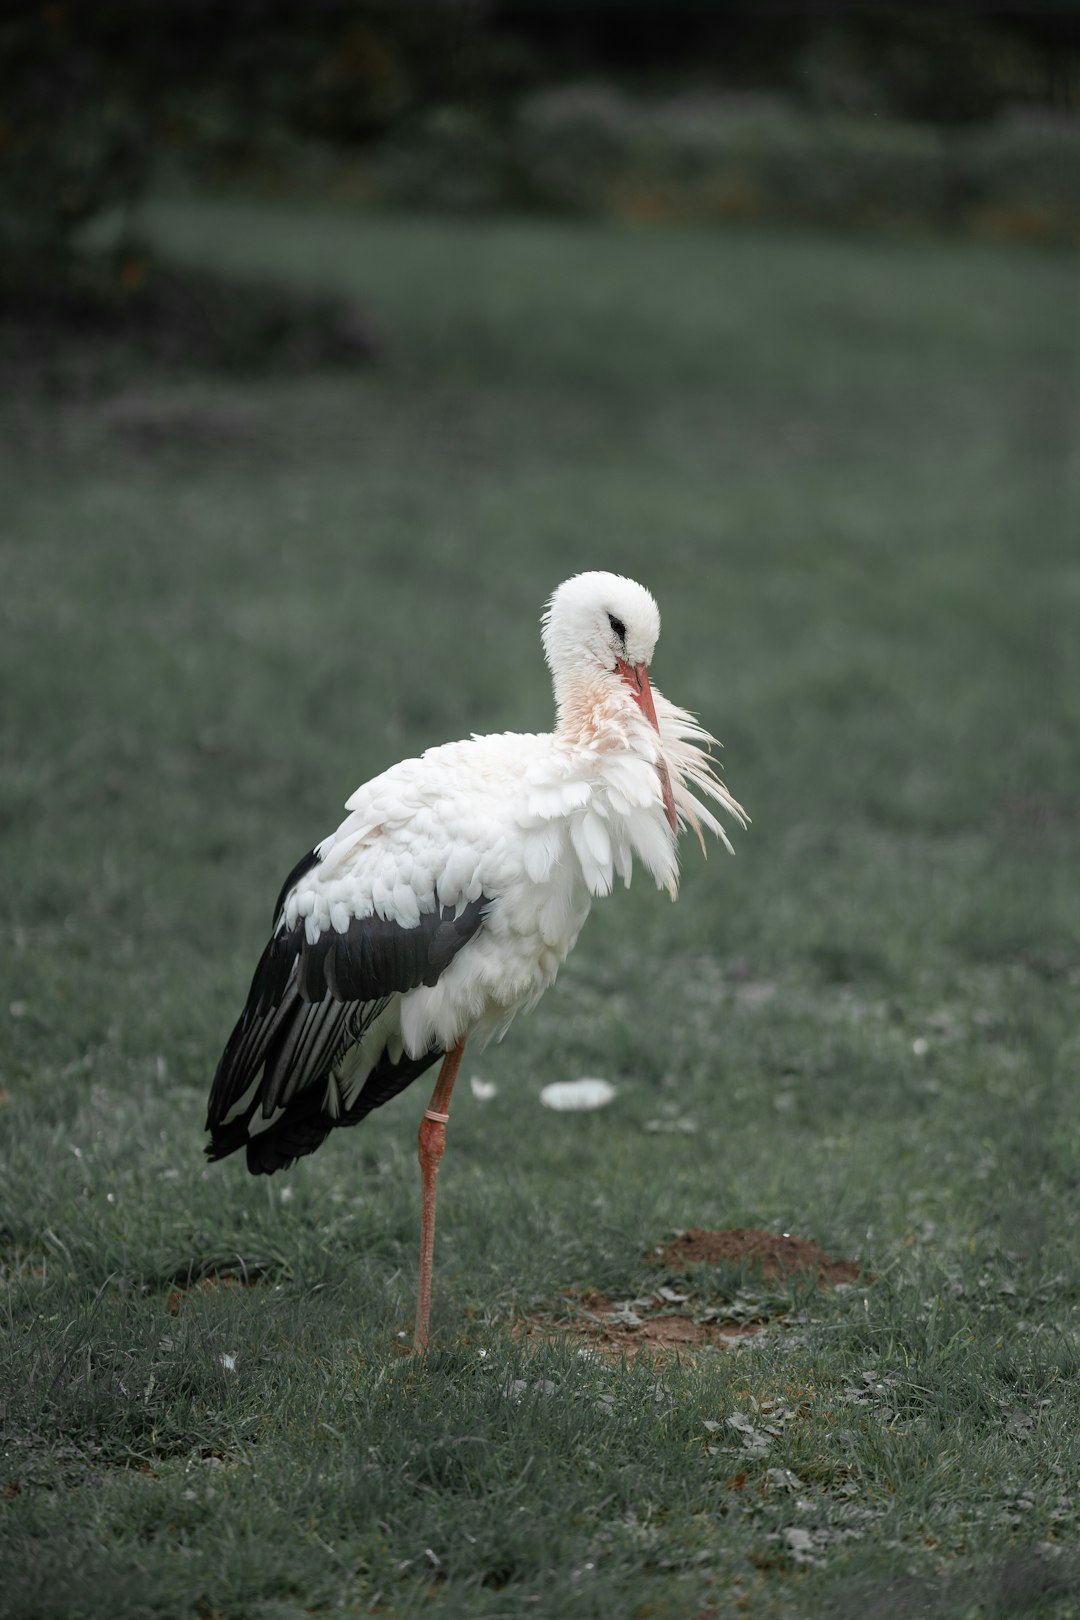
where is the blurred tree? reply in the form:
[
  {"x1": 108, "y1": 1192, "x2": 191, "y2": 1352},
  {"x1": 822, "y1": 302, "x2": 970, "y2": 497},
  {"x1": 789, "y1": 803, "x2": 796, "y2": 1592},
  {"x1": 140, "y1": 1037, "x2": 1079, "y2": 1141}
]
[
  {"x1": 0, "y1": 0, "x2": 484, "y2": 290},
  {"x1": 2, "y1": 0, "x2": 1077, "y2": 317},
  {"x1": 486, "y1": 1, "x2": 1078, "y2": 117}
]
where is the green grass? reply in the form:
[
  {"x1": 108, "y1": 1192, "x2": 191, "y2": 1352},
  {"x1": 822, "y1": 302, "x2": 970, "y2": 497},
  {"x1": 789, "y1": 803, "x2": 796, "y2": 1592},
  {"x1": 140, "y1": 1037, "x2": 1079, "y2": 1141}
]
[{"x1": 1, "y1": 197, "x2": 1078, "y2": 1618}]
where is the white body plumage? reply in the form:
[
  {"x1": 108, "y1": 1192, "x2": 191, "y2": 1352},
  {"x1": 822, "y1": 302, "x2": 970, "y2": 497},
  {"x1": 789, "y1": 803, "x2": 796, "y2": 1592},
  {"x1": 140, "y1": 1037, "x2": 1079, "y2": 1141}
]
[
  {"x1": 207, "y1": 572, "x2": 745, "y2": 1172},
  {"x1": 289, "y1": 692, "x2": 741, "y2": 1092}
]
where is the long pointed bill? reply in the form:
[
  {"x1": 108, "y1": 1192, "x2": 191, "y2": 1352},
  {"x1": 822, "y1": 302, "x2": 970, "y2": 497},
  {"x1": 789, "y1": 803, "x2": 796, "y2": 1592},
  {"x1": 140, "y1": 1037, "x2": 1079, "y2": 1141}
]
[{"x1": 617, "y1": 658, "x2": 678, "y2": 833}]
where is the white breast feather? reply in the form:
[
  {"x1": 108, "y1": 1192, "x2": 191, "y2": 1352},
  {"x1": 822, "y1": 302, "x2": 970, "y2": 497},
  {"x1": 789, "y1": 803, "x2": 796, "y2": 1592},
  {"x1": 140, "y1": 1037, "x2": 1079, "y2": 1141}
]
[{"x1": 279, "y1": 706, "x2": 744, "y2": 1062}]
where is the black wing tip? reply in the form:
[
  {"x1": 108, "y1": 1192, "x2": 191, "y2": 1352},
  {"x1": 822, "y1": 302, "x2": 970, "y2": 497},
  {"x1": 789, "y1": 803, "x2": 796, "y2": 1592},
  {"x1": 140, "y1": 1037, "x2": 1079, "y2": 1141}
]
[
  {"x1": 204, "y1": 1132, "x2": 301, "y2": 1175},
  {"x1": 244, "y1": 1141, "x2": 301, "y2": 1175},
  {"x1": 204, "y1": 1118, "x2": 250, "y2": 1163},
  {"x1": 204, "y1": 1106, "x2": 323, "y2": 1175},
  {"x1": 204, "y1": 1043, "x2": 444, "y2": 1176}
]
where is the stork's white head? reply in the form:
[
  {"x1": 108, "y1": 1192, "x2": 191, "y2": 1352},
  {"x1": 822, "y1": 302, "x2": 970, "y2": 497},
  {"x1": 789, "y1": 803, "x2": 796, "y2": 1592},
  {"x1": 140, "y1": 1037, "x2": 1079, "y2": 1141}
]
[
  {"x1": 542, "y1": 571, "x2": 676, "y2": 829},
  {"x1": 542, "y1": 571, "x2": 661, "y2": 681}
]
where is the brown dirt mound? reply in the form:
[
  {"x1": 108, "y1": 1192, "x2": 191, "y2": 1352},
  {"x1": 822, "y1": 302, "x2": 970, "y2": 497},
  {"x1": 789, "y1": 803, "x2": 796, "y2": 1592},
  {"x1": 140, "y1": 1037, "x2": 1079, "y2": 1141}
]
[
  {"x1": 650, "y1": 1226, "x2": 861, "y2": 1286},
  {"x1": 520, "y1": 1228, "x2": 864, "y2": 1363}
]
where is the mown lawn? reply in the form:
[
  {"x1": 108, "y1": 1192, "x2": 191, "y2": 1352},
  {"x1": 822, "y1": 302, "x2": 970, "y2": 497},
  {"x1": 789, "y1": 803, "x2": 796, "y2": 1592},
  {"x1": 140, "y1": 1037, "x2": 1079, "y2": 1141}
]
[{"x1": 1, "y1": 198, "x2": 1078, "y2": 1618}]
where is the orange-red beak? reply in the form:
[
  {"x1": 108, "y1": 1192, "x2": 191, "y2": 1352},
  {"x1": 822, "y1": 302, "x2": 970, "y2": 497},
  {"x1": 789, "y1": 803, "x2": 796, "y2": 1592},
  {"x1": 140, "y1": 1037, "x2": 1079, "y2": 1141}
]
[{"x1": 616, "y1": 659, "x2": 678, "y2": 833}]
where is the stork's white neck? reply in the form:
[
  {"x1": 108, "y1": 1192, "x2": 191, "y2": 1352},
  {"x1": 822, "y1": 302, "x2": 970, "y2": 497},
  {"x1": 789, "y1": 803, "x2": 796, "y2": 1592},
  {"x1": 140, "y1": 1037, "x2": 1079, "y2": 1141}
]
[{"x1": 552, "y1": 674, "x2": 659, "y2": 759}]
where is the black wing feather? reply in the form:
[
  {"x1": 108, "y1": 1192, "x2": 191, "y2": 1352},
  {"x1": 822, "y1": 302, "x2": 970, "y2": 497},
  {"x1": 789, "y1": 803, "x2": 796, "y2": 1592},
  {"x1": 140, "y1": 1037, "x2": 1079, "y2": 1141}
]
[
  {"x1": 261, "y1": 998, "x2": 345, "y2": 1115},
  {"x1": 235, "y1": 1042, "x2": 443, "y2": 1174},
  {"x1": 206, "y1": 873, "x2": 489, "y2": 1174},
  {"x1": 271, "y1": 847, "x2": 321, "y2": 928}
]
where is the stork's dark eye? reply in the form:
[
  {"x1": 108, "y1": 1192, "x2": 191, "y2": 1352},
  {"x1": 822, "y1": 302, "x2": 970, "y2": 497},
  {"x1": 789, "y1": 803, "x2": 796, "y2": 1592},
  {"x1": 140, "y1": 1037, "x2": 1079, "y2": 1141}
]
[{"x1": 607, "y1": 614, "x2": 626, "y2": 643}]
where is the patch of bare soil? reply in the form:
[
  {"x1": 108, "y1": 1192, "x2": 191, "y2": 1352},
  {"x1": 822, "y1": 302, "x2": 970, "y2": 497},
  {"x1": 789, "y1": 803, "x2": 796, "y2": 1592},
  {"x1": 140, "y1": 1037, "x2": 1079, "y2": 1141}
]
[
  {"x1": 517, "y1": 1290, "x2": 757, "y2": 1364},
  {"x1": 166, "y1": 1275, "x2": 256, "y2": 1315},
  {"x1": 649, "y1": 1226, "x2": 861, "y2": 1286},
  {"x1": 519, "y1": 1228, "x2": 864, "y2": 1363}
]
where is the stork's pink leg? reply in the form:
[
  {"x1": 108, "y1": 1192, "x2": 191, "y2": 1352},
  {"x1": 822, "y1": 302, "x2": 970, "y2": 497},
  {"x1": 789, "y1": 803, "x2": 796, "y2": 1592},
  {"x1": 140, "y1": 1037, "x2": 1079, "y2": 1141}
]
[{"x1": 413, "y1": 1039, "x2": 466, "y2": 1353}]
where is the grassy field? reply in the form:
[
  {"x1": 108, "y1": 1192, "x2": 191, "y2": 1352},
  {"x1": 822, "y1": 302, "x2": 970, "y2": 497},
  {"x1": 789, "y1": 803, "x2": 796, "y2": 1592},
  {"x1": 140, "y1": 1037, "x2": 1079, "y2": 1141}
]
[{"x1": 1, "y1": 198, "x2": 1078, "y2": 1618}]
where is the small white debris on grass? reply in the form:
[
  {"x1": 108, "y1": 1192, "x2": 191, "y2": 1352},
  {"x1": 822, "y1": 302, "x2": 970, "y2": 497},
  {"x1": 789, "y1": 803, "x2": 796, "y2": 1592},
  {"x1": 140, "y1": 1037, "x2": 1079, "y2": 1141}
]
[
  {"x1": 469, "y1": 1076, "x2": 497, "y2": 1100},
  {"x1": 503, "y1": 1377, "x2": 557, "y2": 1402},
  {"x1": 912, "y1": 1037, "x2": 929, "y2": 1055},
  {"x1": 220, "y1": 1352, "x2": 237, "y2": 1372},
  {"x1": 783, "y1": 1527, "x2": 817, "y2": 1563},
  {"x1": 539, "y1": 1077, "x2": 616, "y2": 1111},
  {"x1": 279, "y1": 1185, "x2": 294, "y2": 1203}
]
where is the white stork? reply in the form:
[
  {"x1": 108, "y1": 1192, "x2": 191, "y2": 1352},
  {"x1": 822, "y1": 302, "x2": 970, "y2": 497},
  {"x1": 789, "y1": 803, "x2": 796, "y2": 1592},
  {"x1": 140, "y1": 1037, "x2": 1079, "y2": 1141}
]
[{"x1": 206, "y1": 571, "x2": 746, "y2": 1350}]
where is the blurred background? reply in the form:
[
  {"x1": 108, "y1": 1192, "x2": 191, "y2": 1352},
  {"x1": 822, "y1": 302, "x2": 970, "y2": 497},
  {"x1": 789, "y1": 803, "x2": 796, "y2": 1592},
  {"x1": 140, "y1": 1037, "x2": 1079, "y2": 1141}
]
[{"x1": 3, "y1": 0, "x2": 1080, "y2": 376}]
